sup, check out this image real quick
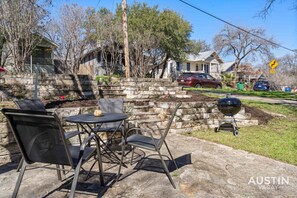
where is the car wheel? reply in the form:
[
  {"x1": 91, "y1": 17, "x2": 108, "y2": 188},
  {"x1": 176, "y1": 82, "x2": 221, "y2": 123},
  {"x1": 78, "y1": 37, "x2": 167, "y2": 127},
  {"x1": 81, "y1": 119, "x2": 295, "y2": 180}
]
[
  {"x1": 195, "y1": 83, "x2": 202, "y2": 88},
  {"x1": 216, "y1": 85, "x2": 222, "y2": 89}
]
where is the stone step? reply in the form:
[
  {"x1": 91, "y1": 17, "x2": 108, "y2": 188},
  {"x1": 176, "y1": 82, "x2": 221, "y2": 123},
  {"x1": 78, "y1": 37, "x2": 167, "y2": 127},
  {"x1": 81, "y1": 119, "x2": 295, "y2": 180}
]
[
  {"x1": 124, "y1": 98, "x2": 150, "y2": 103},
  {"x1": 128, "y1": 119, "x2": 167, "y2": 132},
  {"x1": 127, "y1": 94, "x2": 188, "y2": 99},
  {"x1": 131, "y1": 105, "x2": 153, "y2": 113},
  {"x1": 100, "y1": 90, "x2": 125, "y2": 95},
  {"x1": 175, "y1": 94, "x2": 192, "y2": 98},
  {"x1": 129, "y1": 112, "x2": 159, "y2": 120},
  {"x1": 126, "y1": 90, "x2": 188, "y2": 95},
  {"x1": 98, "y1": 86, "x2": 124, "y2": 91},
  {"x1": 99, "y1": 93, "x2": 127, "y2": 98},
  {"x1": 148, "y1": 87, "x2": 183, "y2": 91},
  {"x1": 234, "y1": 112, "x2": 252, "y2": 120},
  {"x1": 131, "y1": 118, "x2": 162, "y2": 125},
  {"x1": 119, "y1": 82, "x2": 179, "y2": 87},
  {"x1": 124, "y1": 99, "x2": 151, "y2": 107}
]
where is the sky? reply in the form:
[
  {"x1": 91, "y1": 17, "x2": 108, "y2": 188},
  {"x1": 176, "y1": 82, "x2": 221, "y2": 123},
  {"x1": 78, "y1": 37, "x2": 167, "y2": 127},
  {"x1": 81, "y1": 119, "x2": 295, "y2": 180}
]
[{"x1": 51, "y1": 0, "x2": 297, "y2": 64}]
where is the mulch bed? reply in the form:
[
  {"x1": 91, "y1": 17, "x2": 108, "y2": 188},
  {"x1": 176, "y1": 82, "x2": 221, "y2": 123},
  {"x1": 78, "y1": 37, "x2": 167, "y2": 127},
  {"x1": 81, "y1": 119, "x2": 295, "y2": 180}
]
[
  {"x1": 44, "y1": 93, "x2": 274, "y2": 125},
  {"x1": 44, "y1": 99, "x2": 98, "y2": 109},
  {"x1": 243, "y1": 105, "x2": 274, "y2": 125}
]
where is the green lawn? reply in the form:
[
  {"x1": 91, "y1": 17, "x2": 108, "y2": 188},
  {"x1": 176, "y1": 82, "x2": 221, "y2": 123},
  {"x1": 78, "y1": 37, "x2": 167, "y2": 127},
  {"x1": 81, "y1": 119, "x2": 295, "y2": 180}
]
[
  {"x1": 184, "y1": 100, "x2": 297, "y2": 165},
  {"x1": 185, "y1": 87, "x2": 297, "y2": 100}
]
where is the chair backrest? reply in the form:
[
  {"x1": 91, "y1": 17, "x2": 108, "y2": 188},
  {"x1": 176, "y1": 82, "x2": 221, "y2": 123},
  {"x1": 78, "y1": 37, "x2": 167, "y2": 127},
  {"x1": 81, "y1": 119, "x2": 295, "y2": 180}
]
[
  {"x1": 159, "y1": 102, "x2": 181, "y2": 147},
  {"x1": 98, "y1": 98, "x2": 124, "y2": 129},
  {"x1": 2, "y1": 108, "x2": 73, "y2": 167},
  {"x1": 14, "y1": 99, "x2": 46, "y2": 112}
]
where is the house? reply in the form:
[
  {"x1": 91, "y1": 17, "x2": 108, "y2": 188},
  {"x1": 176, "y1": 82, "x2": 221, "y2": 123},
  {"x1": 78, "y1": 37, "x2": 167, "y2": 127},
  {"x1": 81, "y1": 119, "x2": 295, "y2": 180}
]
[
  {"x1": 221, "y1": 61, "x2": 236, "y2": 73},
  {"x1": 221, "y1": 62, "x2": 262, "y2": 82},
  {"x1": 1, "y1": 36, "x2": 58, "y2": 73},
  {"x1": 79, "y1": 46, "x2": 123, "y2": 77},
  {"x1": 155, "y1": 51, "x2": 224, "y2": 79}
]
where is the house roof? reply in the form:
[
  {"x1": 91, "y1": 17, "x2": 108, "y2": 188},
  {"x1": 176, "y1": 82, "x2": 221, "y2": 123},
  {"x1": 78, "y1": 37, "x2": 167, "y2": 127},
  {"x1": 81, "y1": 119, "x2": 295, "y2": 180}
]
[
  {"x1": 40, "y1": 36, "x2": 58, "y2": 48},
  {"x1": 33, "y1": 33, "x2": 58, "y2": 48},
  {"x1": 187, "y1": 51, "x2": 223, "y2": 63},
  {"x1": 221, "y1": 61, "x2": 236, "y2": 72}
]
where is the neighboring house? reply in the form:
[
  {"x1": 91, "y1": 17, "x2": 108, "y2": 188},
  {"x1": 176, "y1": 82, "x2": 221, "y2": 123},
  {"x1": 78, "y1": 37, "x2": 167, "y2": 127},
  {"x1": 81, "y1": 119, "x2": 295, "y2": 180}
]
[
  {"x1": 237, "y1": 64, "x2": 262, "y2": 82},
  {"x1": 221, "y1": 62, "x2": 262, "y2": 82},
  {"x1": 1, "y1": 36, "x2": 58, "y2": 73},
  {"x1": 79, "y1": 46, "x2": 123, "y2": 77},
  {"x1": 221, "y1": 61, "x2": 236, "y2": 73},
  {"x1": 155, "y1": 51, "x2": 224, "y2": 79}
]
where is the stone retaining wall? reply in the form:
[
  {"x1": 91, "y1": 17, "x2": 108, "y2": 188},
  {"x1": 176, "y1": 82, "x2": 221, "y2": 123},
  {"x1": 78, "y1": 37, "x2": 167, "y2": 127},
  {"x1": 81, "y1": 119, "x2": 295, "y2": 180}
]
[
  {"x1": 0, "y1": 74, "x2": 98, "y2": 100},
  {"x1": 150, "y1": 101, "x2": 258, "y2": 133}
]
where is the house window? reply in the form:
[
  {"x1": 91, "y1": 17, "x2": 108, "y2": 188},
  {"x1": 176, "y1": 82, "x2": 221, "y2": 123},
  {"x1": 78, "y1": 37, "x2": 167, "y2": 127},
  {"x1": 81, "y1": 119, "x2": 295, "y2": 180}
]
[
  {"x1": 176, "y1": 62, "x2": 181, "y2": 71},
  {"x1": 203, "y1": 64, "x2": 209, "y2": 73},
  {"x1": 186, "y1": 62, "x2": 190, "y2": 71},
  {"x1": 196, "y1": 64, "x2": 199, "y2": 71}
]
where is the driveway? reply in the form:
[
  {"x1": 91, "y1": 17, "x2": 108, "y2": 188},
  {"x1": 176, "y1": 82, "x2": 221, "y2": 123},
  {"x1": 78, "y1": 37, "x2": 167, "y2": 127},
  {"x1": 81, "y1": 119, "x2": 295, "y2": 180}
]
[{"x1": 0, "y1": 134, "x2": 296, "y2": 197}]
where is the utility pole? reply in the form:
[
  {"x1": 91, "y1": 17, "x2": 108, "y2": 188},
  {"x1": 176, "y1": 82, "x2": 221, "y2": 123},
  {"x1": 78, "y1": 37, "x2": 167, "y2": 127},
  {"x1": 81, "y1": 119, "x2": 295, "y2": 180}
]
[{"x1": 122, "y1": 0, "x2": 130, "y2": 78}]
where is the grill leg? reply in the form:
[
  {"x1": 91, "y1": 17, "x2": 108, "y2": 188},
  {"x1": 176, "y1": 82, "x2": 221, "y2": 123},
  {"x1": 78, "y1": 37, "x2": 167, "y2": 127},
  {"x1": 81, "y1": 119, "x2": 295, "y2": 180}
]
[{"x1": 232, "y1": 116, "x2": 239, "y2": 136}]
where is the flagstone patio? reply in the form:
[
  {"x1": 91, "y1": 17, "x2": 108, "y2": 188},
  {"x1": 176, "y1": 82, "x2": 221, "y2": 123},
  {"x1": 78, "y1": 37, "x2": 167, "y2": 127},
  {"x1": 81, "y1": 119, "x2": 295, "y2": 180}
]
[{"x1": 0, "y1": 134, "x2": 296, "y2": 198}]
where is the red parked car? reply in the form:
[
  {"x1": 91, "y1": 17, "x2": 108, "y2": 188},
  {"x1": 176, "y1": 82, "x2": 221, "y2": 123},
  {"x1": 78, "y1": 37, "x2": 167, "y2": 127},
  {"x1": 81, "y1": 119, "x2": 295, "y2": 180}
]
[{"x1": 177, "y1": 72, "x2": 222, "y2": 88}]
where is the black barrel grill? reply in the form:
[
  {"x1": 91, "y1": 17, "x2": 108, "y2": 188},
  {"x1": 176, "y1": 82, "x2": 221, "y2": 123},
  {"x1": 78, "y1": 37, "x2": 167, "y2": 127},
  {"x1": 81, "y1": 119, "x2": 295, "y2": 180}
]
[{"x1": 215, "y1": 94, "x2": 241, "y2": 136}]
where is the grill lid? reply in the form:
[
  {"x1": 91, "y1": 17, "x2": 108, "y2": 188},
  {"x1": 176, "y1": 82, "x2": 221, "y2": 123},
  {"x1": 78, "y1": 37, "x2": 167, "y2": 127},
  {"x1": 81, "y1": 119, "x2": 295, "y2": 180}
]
[{"x1": 217, "y1": 95, "x2": 241, "y2": 116}]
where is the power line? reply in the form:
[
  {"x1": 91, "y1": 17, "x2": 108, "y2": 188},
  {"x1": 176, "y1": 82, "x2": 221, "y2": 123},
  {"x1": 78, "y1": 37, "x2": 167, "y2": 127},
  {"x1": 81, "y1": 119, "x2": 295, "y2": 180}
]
[
  {"x1": 178, "y1": 0, "x2": 296, "y2": 53},
  {"x1": 95, "y1": 0, "x2": 101, "y2": 10}
]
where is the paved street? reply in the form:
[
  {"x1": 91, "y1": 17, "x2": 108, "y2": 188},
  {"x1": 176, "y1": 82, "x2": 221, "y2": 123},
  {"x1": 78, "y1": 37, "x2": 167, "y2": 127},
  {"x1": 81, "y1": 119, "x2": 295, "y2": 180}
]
[{"x1": 195, "y1": 90, "x2": 297, "y2": 106}]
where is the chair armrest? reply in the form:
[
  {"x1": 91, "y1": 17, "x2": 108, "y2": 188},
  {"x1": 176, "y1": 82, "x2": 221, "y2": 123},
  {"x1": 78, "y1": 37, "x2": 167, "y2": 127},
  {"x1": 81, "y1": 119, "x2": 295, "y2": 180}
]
[
  {"x1": 64, "y1": 130, "x2": 83, "y2": 139},
  {"x1": 145, "y1": 126, "x2": 162, "y2": 148},
  {"x1": 78, "y1": 134, "x2": 96, "y2": 159},
  {"x1": 125, "y1": 127, "x2": 153, "y2": 138}
]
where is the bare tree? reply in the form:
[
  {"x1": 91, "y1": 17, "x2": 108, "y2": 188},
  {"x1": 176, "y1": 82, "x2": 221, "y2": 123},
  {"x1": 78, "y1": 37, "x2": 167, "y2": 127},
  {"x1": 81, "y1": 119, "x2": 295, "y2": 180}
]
[
  {"x1": 259, "y1": 0, "x2": 297, "y2": 18},
  {"x1": 48, "y1": 4, "x2": 90, "y2": 73},
  {"x1": 259, "y1": 54, "x2": 297, "y2": 89},
  {"x1": 87, "y1": 8, "x2": 123, "y2": 75},
  {"x1": 276, "y1": 54, "x2": 297, "y2": 87},
  {"x1": 129, "y1": 32, "x2": 161, "y2": 78},
  {"x1": 0, "y1": 33, "x2": 9, "y2": 67},
  {"x1": 213, "y1": 25, "x2": 277, "y2": 76},
  {"x1": 0, "y1": 0, "x2": 50, "y2": 72}
]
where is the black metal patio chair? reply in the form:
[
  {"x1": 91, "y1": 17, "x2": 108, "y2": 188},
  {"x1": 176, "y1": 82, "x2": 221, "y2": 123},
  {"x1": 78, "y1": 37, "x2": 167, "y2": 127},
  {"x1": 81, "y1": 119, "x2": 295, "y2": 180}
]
[
  {"x1": 117, "y1": 102, "x2": 181, "y2": 189},
  {"x1": 14, "y1": 99, "x2": 83, "y2": 172},
  {"x1": 96, "y1": 98, "x2": 125, "y2": 143},
  {"x1": 14, "y1": 99, "x2": 82, "y2": 141},
  {"x1": 1, "y1": 108, "x2": 103, "y2": 198}
]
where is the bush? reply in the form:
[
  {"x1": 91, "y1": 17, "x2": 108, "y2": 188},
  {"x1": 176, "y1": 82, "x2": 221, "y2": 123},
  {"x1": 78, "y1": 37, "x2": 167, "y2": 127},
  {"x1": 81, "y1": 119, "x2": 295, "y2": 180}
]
[
  {"x1": 95, "y1": 75, "x2": 110, "y2": 84},
  {"x1": 221, "y1": 73, "x2": 236, "y2": 87}
]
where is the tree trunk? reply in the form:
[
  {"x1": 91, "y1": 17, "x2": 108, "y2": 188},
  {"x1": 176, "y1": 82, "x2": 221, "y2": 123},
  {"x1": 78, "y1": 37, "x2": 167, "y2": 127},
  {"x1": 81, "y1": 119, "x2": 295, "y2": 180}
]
[
  {"x1": 159, "y1": 55, "x2": 169, "y2": 78},
  {"x1": 122, "y1": 0, "x2": 130, "y2": 78}
]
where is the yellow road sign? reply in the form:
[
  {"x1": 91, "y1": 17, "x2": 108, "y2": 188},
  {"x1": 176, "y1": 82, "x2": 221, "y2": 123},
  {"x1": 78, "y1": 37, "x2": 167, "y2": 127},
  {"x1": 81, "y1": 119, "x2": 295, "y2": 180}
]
[
  {"x1": 269, "y1": 59, "x2": 278, "y2": 69},
  {"x1": 270, "y1": 68, "x2": 275, "y2": 74}
]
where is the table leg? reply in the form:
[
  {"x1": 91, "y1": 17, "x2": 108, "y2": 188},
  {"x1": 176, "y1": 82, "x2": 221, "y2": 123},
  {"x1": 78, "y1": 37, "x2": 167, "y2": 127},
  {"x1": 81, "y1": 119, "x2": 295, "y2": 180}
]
[
  {"x1": 85, "y1": 124, "x2": 123, "y2": 164},
  {"x1": 95, "y1": 135, "x2": 105, "y2": 186}
]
